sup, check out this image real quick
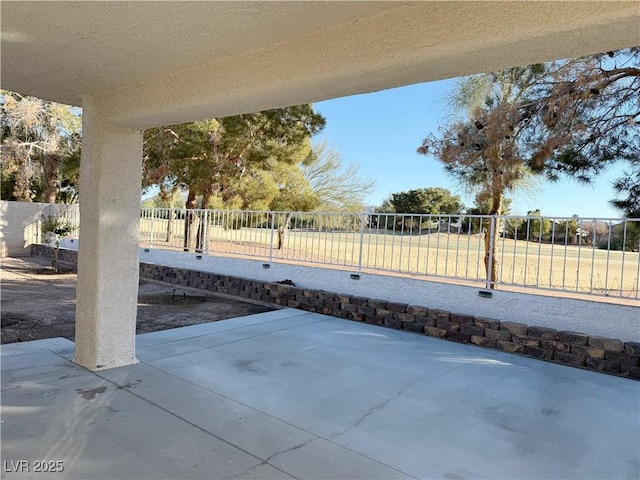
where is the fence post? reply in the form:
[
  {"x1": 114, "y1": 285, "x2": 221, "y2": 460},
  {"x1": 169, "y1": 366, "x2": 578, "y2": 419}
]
[
  {"x1": 149, "y1": 208, "x2": 155, "y2": 246},
  {"x1": 486, "y1": 215, "x2": 496, "y2": 289},
  {"x1": 36, "y1": 216, "x2": 41, "y2": 244},
  {"x1": 269, "y1": 212, "x2": 276, "y2": 263},
  {"x1": 203, "y1": 210, "x2": 209, "y2": 254},
  {"x1": 358, "y1": 210, "x2": 367, "y2": 272}
]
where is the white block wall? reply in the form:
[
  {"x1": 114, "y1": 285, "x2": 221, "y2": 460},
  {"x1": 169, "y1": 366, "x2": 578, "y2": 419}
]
[{"x1": 0, "y1": 201, "x2": 78, "y2": 257}]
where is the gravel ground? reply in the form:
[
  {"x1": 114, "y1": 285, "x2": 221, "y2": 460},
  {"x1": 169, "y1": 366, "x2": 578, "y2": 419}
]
[{"x1": 1, "y1": 255, "x2": 275, "y2": 344}]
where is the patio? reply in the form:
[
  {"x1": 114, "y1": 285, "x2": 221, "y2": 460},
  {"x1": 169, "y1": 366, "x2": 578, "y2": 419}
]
[{"x1": 3, "y1": 309, "x2": 638, "y2": 479}]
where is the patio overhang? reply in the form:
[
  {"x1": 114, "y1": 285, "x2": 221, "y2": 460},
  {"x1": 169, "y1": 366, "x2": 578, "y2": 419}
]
[
  {"x1": 3, "y1": 1, "x2": 639, "y2": 128},
  {"x1": 2, "y1": 1, "x2": 639, "y2": 370}
]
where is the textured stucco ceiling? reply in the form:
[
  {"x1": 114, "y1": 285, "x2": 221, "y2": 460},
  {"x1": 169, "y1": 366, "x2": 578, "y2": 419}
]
[{"x1": 2, "y1": 1, "x2": 639, "y2": 128}]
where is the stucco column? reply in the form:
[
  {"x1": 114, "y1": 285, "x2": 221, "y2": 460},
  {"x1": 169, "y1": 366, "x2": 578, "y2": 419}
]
[{"x1": 74, "y1": 97, "x2": 143, "y2": 370}]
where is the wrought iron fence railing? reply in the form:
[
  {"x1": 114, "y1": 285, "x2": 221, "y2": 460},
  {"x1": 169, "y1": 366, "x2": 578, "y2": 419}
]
[{"x1": 138, "y1": 208, "x2": 640, "y2": 300}]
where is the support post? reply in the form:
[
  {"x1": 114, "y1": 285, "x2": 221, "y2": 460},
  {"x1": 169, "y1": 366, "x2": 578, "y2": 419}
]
[
  {"x1": 358, "y1": 210, "x2": 366, "y2": 272},
  {"x1": 74, "y1": 97, "x2": 143, "y2": 370},
  {"x1": 486, "y1": 216, "x2": 496, "y2": 290},
  {"x1": 149, "y1": 208, "x2": 155, "y2": 246},
  {"x1": 269, "y1": 213, "x2": 275, "y2": 263}
]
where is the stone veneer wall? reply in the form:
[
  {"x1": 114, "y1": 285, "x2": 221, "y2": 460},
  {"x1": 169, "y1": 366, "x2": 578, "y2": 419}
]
[
  {"x1": 31, "y1": 244, "x2": 79, "y2": 265},
  {"x1": 31, "y1": 245, "x2": 640, "y2": 380}
]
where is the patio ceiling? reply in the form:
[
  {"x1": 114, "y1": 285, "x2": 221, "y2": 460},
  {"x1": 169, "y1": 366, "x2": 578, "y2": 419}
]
[{"x1": 2, "y1": 1, "x2": 639, "y2": 128}]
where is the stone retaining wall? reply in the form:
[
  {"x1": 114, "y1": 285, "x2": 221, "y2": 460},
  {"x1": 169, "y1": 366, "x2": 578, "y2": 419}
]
[
  {"x1": 33, "y1": 244, "x2": 79, "y2": 265},
  {"x1": 31, "y1": 245, "x2": 640, "y2": 380}
]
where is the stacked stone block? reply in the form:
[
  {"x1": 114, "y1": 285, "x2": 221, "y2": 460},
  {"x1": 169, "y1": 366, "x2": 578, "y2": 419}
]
[
  {"x1": 31, "y1": 244, "x2": 78, "y2": 264},
  {"x1": 31, "y1": 245, "x2": 640, "y2": 380}
]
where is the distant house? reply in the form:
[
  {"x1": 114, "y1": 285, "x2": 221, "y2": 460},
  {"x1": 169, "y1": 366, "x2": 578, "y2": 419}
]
[
  {"x1": 577, "y1": 220, "x2": 610, "y2": 245},
  {"x1": 435, "y1": 217, "x2": 463, "y2": 233},
  {"x1": 572, "y1": 227, "x2": 589, "y2": 245}
]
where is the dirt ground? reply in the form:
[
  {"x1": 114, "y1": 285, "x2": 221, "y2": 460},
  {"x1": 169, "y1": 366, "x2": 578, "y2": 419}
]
[{"x1": 0, "y1": 256, "x2": 275, "y2": 344}]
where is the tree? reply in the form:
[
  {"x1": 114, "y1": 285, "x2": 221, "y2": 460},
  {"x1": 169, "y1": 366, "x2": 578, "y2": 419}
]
[
  {"x1": 525, "y1": 209, "x2": 552, "y2": 242},
  {"x1": 419, "y1": 66, "x2": 545, "y2": 287},
  {"x1": 469, "y1": 196, "x2": 512, "y2": 216},
  {"x1": 143, "y1": 105, "x2": 325, "y2": 250},
  {"x1": 302, "y1": 141, "x2": 375, "y2": 212},
  {"x1": 375, "y1": 187, "x2": 464, "y2": 231},
  {"x1": 555, "y1": 215, "x2": 580, "y2": 244},
  {"x1": 386, "y1": 187, "x2": 464, "y2": 215},
  {"x1": 610, "y1": 171, "x2": 640, "y2": 218},
  {"x1": 523, "y1": 48, "x2": 639, "y2": 217},
  {"x1": 144, "y1": 106, "x2": 325, "y2": 206},
  {"x1": 419, "y1": 48, "x2": 639, "y2": 286},
  {"x1": 56, "y1": 148, "x2": 81, "y2": 204},
  {"x1": 375, "y1": 198, "x2": 395, "y2": 214},
  {"x1": 0, "y1": 90, "x2": 81, "y2": 203},
  {"x1": 464, "y1": 197, "x2": 512, "y2": 234},
  {"x1": 267, "y1": 161, "x2": 320, "y2": 249}
]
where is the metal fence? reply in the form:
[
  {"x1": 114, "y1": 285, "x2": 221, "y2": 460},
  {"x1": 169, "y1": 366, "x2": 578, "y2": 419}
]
[{"x1": 139, "y1": 208, "x2": 640, "y2": 300}]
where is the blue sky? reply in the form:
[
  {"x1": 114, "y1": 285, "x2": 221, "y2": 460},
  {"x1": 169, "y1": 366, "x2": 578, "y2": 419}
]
[{"x1": 313, "y1": 80, "x2": 627, "y2": 219}]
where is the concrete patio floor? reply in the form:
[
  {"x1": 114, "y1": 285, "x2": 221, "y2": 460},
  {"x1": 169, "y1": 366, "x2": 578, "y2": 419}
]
[{"x1": 2, "y1": 309, "x2": 639, "y2": 480}]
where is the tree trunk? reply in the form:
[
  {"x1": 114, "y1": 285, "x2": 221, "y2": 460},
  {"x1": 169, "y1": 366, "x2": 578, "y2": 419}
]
[
  {"x1": 183, "y1": 190, "x2": 200, "y2": 252},
  {"x1": 43, "y1": 153, "x2": 59, "y2": 203},
  {"x1": 195, "y1": 184, "x2": 216, "y2": 253},
  {"x1": 483, "y1": 191, "x2": 502, "y2": 289},
  {"x1": 159, "y1": 186, "x2": 175, "y2": 243},
  {"x1": 12, "y1": 170, "x2": 33, "y2": 201},
  {"x1": 166, "y1": 211, "x2": 174, "y2": 243},
  {"x1": 276, "y1": 212, "x2": 293, "y2": 250},
  {"x1": 194, "y1": 220, "x2": 204, "y2": 253},
  {"x1": 201, "y1": 184, "x2": 216, "y2": 210}
]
